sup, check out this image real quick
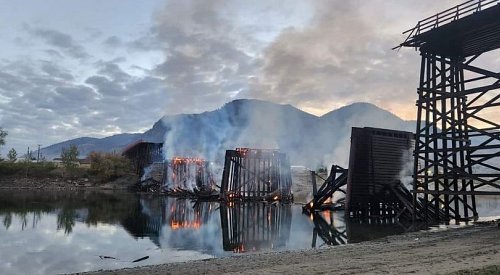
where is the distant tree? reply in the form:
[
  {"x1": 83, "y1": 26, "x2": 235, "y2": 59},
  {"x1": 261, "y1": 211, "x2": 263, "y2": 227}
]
[
  {"x1": 7, "y1": 148, "x2": 17, "y2": 162},
  {"x1": 61, "y1": 144, "x2": 79, "y2": 171},
  {"x1": 0, "y1": 128, "x2": 7, "y2": 161},
  {"x1": 3, "y1": 213, "x2": 12, "y2": 230},
  {"x1": 0, "y1": 128, "x2": 6, "y2": 147}
]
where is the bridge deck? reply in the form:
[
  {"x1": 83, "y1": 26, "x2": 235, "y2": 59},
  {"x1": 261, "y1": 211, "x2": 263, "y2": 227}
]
[{"x1": 397, "y1": 1, "x2": 500, "y2": 57}]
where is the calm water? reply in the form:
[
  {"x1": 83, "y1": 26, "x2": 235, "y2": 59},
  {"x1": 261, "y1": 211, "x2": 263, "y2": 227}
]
[{"x1": 0, "y1": 190, "x2": 499, "y2": 274}]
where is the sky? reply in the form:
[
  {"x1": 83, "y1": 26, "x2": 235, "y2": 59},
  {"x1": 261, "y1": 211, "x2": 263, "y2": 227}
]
[{"x1": 0, "y1": 0, "x2": 479, "y2": 155}]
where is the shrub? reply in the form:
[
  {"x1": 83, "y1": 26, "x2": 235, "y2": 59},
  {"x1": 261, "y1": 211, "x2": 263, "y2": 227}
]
[{"x1": 89, "y1": 152, "x2": 132, "y2": 182}]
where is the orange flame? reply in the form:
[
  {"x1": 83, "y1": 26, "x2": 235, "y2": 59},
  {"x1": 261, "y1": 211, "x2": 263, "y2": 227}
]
[
  {"x1": 233, "y1": 244, "x2": 246, "y2": 253},
  {"x1": 171, "y1": 156, "x2": 205, "y2": 165},
  {"x1": 236, "y1": 148, "x2": 249, "y2": 157},
  {"x1": 170, "y1": 220, "x2": 202, "y2": 230},
  {"x1": 322, "y1": 210, "x2": 331, "y2": 221}
]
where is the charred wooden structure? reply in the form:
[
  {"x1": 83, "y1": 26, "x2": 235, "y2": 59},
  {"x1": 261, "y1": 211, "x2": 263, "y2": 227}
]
[
  {"x1": 303, "y1": 165, "x2": 347, "y2": 213},
  {"x1": 162, "y1": 157, "x2": 217, "y2": 198},
  {"x1": 346, "y1": 127, "x2": 416, "y2": 221},
  {"x1": 122, "y1": 141, "x2": 163, "y2": 176},
  {"x1": 396, "y1": 0, "x2": 500, "y2": 221},
  {"x1": 220, "y1": 202, "x2": 291, "y2": 253},
  {"x1": 220, "y1": 148, "x2": 293, "y2": 202}
]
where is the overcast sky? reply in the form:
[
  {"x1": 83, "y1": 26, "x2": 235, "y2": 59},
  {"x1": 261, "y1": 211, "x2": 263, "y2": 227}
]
[{"x1": 0, "y1": 0, "x2": 474, "y2": 155}]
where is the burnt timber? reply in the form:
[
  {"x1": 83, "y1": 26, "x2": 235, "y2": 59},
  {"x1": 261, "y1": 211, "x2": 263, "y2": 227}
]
[
  {"x1": 122, "y1": 141, "x2": 163, "y2": 176},
  {"x1": 220, "y1": 148, "x2": 293, "y2": 202},
  {"x1": 397, "y1": 0, "x2": 500, "y2": 221},
  {"x1": 303, "y1": 165, "x2": 347, "y2": 213},
  {"x1": 346, "y1": 127, "x2": 416, "y2": 221}
]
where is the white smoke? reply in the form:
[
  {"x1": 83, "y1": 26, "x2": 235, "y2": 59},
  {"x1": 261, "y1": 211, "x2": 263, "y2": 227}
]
[{"x1": 398, "y1": 148, "x2": 414, "y2": 190}]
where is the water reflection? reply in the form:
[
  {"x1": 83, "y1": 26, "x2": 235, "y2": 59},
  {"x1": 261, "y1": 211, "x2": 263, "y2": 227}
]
[
  {"x1": 220, "y1": 202, "x2": 292, "y2": 253},
  {"x1": 1, "y1": 190, "x2": 499, "y2": 274},
  {"x1": 310, "y1": 211, "x2": 347, "y2": 247},
  {"x1": 0, "y1": 190, "x2": 139, "y2": 234}
]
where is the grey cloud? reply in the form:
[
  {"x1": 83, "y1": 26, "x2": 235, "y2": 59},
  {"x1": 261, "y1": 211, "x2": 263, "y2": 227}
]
[
  {"x1": 39, "y1": 61, "x2": 75, "y2": 81},
  {"x1": 0, "y1": 58, "x2": 168, "y2": 153},
  {"x1": 149, "y1": 0, "x2": 259, "y2": 114},
  {"x1": 96, "y1": 61, "x2": 131, "y2": 83},
  {"x1": 27, "y1": 26, "x2": 89, "y2": 59},
  {"x1": 102, "y1": 36, "x2": 122, "y2": 48},
  {"x1": 44, "y1": 49, "x2": 63, "y2": 59},
  {"x1": 85, "y1": 75, "x2": 124, "y2": 97}
]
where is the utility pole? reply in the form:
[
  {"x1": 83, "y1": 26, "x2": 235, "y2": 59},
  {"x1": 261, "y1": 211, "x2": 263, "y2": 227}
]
[{"x1": 37, "y1": 144, "x2": 41, "y2": 163}]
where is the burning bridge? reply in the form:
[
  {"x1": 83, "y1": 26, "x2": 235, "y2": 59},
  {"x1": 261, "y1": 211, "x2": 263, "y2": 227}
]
[
  {"x1": 220, "y1": 148, "x2": 293, "y2": 202},
  {"x1": 395, "y1": 0, "x2": 500, "y2": 221},
  {"x1": 162, "y1": 157, "x2": 217, "y2": 198}
]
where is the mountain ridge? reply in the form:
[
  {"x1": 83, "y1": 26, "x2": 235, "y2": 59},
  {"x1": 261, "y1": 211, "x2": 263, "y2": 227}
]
[{"x1": 40, "y1": 99, "x2": 414, "y2": 167}]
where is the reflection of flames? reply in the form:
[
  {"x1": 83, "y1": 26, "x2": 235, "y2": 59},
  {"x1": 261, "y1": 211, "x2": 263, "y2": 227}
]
[
  {"x1": 227, "y1": 192, "x2": 241, "y2": 201},
  {"x1": 170, "y1": 220, "x2": 201, "y2": 230},
  {"x1": 233, "y1": 244, "x2": 246, "y2": 253},
  {"x1": 170, "y1": 201, "x2": 202, "y2": 230},
  {"x1": 322, "y1": 210, "x2": 331, "y2": 221}
]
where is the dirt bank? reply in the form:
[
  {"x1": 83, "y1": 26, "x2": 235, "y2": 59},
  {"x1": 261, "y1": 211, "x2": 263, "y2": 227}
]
[{"x1": 84, "y1": 222, "x2": 500, "y2": 275}]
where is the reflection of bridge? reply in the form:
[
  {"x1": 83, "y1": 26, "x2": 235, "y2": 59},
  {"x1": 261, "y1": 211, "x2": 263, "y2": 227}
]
[
  {"x1": 308, "y1": 210, "x2": 424, "y2": 248},
  {"x1": 310, "y1": 211, "x2": 347, "y2": 247},
  {"x1": 121, "y1": 197, "x2": 216, "y2": 247},
  {"x1": 220, "y1": 202, "x2": 292, "y2": 253}
]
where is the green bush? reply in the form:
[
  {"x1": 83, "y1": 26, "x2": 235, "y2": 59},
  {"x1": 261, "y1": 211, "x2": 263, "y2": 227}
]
[
  {"x1": 0, "y1": 162, "x2": 25, "y2": 175},
  {"x1": 89, "y1": 152, "x2": 132, "y2": 182},
  {"x1": 0, "y1": 161, "x2": 57, "y2": 177}
]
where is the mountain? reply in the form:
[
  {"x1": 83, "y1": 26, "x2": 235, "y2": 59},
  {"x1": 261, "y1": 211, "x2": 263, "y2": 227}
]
[
  {"x1": 40, "y1": 133, "x2": 142, "y2": 159},
  {"x1": 40, "y1": 99, "x2": 415, "y2": 168}
]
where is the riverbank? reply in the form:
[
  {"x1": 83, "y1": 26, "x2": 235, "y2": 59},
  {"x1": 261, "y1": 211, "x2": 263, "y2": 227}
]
[
  {"x1": 0, "y1": 175, "x2": 138, "y2": 190},
  {"x1": 84, "y1": 222, "x2": 500, "y2": 275}
]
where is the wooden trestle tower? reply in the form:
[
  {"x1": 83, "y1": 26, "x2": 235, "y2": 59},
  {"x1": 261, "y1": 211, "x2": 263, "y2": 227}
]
[
  {"x1": 396, "y1": 0, "x2": 500, "y2": 221},
  {"x1": 220, "y1": 148, "x2": 293, "y2": 202}
]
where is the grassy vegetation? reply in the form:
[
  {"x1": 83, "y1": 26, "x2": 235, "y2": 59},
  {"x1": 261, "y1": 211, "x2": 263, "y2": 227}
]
[
  {"x1": 0, "y1": 152, "x2": 134, "y2": 185},
  {"x1": 0, "y1": 161, "x2": 58, "y2": 177}
]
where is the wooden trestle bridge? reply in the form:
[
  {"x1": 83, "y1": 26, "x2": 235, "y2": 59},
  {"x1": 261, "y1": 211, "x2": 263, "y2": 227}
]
[{"x1": 396, "y1": 0, "x2": 500, "y2": 221}]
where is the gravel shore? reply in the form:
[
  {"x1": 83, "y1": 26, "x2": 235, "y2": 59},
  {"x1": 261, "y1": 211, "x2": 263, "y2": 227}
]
[{"x1": 83, "y1": 222, "x2": 500, "y2": 275}]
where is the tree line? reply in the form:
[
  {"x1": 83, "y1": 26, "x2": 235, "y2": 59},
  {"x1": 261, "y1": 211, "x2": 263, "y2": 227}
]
[{"x1": 0, "y1": 128, "x2": 133, "y2": 181}]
